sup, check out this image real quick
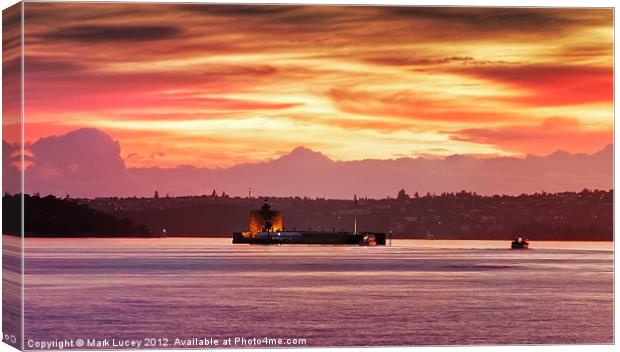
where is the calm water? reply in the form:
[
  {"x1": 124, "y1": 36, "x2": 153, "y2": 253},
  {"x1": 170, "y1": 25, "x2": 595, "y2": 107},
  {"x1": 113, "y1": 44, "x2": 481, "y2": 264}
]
[{"x1": 4, "y1": 236, "x2": 614, "y2": 348}]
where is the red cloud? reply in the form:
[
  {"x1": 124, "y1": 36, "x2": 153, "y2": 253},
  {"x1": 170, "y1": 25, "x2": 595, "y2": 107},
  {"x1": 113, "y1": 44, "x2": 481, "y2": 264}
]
[
  {"x1": 24, "y1": 65, "x2": 298, "y2": 116},
  {"x1": 448, "y1": 117, "x2": 613, "y2": 155},
  {"x1": 452, "y1": 65, "x2": 612, "y2": 106}
]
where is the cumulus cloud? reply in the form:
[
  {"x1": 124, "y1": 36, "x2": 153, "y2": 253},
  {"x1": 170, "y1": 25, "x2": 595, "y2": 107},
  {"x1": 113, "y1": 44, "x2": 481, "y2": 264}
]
[
  {"x1": 24, "y1": 129, "x2": 135, "y2": 197},
  {"x1": 20, "y1": 129, "x2": 613, "y2": 199},
  {"x1": 2, "y1": 140, "x2": 21, "y2": 194},
  {"x1": 29, "y1": 128, "x2": 126, "y2": 177}
]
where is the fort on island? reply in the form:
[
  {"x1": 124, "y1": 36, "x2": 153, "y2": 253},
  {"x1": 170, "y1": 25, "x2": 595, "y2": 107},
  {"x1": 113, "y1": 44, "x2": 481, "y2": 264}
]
[
  {"x1": 248, "y1": 201, "x2": 283, "y2": 235},
  {"x1": 233, "y1": 200, "x2": 386, "y2": 245}
]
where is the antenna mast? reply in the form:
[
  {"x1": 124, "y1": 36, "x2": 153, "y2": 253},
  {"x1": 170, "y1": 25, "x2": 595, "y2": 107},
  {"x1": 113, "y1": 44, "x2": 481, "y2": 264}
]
[{"x1": 353, "y1": 194, "x2": 358, "y2": 234}]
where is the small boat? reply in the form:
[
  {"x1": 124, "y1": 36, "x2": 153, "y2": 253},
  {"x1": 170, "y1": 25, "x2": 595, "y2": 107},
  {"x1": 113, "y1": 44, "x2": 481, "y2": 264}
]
[
  {"x1": 359, "y1": 234, "x2": 377, "y2": 246},
  {"x1": 511, "y1": 237, "x2": 529, "y2": 249}
]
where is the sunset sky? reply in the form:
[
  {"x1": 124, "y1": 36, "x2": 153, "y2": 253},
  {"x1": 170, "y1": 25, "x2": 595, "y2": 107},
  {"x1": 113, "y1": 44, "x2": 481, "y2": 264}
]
[{"x1": 15, "y1": 3, "x2": 614, "y2": 169}]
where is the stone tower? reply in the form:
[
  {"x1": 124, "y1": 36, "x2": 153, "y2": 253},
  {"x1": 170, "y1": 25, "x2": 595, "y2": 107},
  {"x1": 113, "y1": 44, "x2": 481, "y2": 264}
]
[{"x1": 248, "y1": 200, "x2": 283, "y2": 236}]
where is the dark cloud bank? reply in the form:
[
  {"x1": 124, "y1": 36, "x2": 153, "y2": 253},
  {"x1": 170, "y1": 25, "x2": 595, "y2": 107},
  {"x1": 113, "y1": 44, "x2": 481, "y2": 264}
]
[
  {"x1": 7, "y1": 128, "x2": 613, "y2": 199},
  {"x1": 43, "y1": 24, "x2": 182, "y2": 43}
]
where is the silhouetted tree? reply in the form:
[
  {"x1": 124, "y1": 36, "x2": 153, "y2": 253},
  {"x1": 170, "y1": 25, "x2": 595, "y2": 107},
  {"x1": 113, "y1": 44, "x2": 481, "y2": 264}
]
[
  {"x1": 397, "y1": 189, "x2": 409, "y2": 201},
  {"x1": 3, "y1": 194, "x2": 151, "y2": 237}
]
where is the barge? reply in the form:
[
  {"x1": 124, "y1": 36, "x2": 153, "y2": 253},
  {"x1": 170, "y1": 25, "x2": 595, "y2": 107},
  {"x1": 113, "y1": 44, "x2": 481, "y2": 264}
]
[{"x1": 232, "y1": 200, "x2": 385, "y2": 245}]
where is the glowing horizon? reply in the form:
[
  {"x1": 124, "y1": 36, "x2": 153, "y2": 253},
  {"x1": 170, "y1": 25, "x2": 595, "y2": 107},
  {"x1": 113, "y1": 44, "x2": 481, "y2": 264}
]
[{"x1": 15, "y1": 4, "x2": 613, "y2": 168}]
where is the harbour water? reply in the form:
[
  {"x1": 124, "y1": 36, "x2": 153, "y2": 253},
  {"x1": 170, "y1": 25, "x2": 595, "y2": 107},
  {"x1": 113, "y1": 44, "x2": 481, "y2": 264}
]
[{"x1": 4, "y1": 236, "x2": 614, "y2": 347}]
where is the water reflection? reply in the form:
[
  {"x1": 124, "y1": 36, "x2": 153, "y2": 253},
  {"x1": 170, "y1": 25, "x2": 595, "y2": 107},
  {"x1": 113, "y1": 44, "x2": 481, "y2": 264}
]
[{"x1": 12, "y1": 237, "x2": 614, "y2": 347}]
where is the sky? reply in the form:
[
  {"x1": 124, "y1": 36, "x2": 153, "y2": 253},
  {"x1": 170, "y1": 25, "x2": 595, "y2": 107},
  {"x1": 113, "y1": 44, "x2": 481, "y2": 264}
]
[
  {"x1": 3, "y1": 129, "x2": 610, "y2": 198},
  {"x1": 10, "y1": 3, "x2": 612, "y2": 170}
]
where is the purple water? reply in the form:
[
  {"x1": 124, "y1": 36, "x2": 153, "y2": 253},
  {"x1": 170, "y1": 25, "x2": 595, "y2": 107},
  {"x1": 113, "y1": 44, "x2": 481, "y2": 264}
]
[{"x1": 5, "y1": 237, "x2": 614, "y2": 348}]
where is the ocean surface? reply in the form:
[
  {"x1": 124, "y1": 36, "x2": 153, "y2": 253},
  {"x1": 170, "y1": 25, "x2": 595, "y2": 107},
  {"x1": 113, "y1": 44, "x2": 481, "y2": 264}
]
[{"x1": 3, "y1": 236, "x2": 614, "y2": 348}]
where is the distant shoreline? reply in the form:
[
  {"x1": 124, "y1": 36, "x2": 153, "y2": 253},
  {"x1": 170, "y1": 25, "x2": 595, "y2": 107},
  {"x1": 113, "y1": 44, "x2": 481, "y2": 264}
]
[
  {"x1": 3, "y1": 233, "x2": 612, "y2": 241},
  {"x1": 5, "y1": 191, "x2": 612, "y2": 241}
]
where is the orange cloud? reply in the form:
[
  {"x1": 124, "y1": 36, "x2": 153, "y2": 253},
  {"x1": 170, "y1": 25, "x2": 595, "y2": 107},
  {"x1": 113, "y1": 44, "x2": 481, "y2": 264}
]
[
  {"x1": 328, "y1": 88, "x2": 524, "y2": 124},
  {"x1": 15, "y1": 3, "x2": 614, "y2": 168},
  {"x1": 448, "y1": 118, "x2": 613, "y2": 155}
]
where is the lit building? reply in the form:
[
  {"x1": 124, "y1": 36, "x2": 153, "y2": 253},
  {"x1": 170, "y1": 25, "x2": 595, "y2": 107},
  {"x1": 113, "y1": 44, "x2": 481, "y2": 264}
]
[{"x1": 247, "y1": 200, "x2": 283, "y2": 236}]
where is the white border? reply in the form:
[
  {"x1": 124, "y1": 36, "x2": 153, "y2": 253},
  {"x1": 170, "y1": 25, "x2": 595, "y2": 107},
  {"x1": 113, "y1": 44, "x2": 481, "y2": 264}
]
[{"x1": 0, "y1": 2, "x2": 616, "y2": 352}]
